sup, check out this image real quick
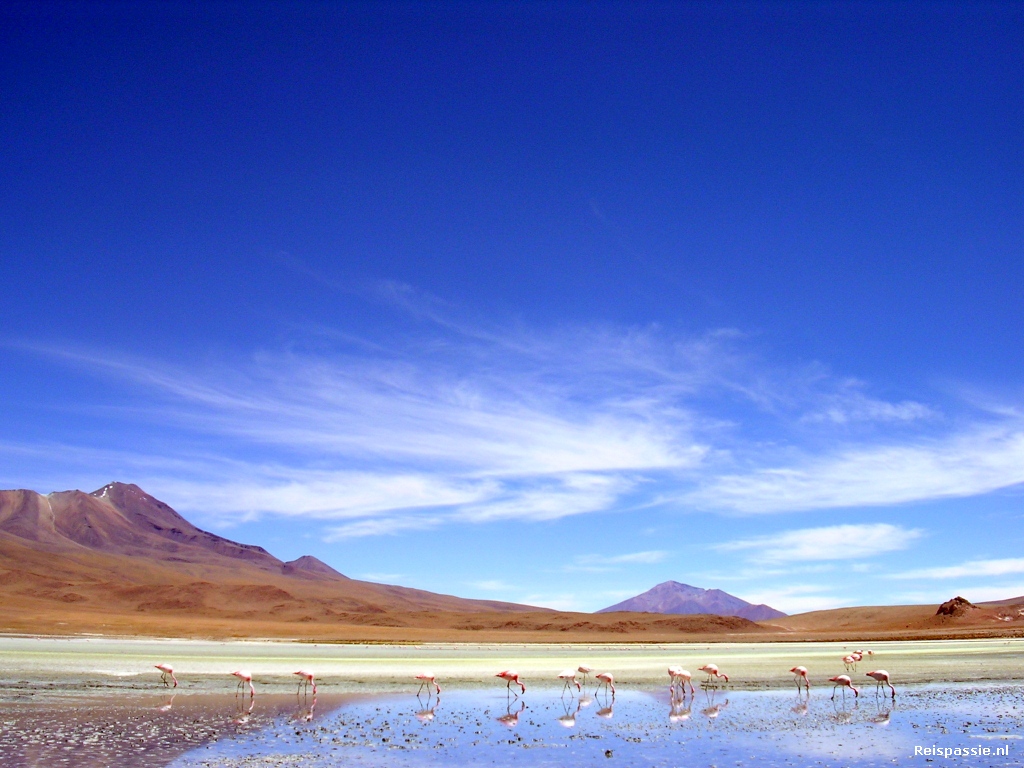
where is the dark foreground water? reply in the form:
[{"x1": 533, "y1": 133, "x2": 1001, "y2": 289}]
[{"x1": 1, "y1": 684, "x2": 1021, "y2": 768}]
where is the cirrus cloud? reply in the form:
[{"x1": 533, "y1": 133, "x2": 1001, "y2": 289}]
[{"x1": 715, "y1": 523, "x2": 924, "y2": 563}]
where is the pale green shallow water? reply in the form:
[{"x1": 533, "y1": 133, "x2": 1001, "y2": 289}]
[{"x1": 0, "y1": 636, "x2": 1021, "y2": 695}]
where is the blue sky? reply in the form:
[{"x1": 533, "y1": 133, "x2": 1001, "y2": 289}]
[{"x1": 2, "y1": 1, "x2": 1023, "y2": 613}]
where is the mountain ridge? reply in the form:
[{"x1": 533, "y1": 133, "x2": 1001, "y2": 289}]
[{"x1": 0, "y1": 482, "x2": 540, "y2": 616}]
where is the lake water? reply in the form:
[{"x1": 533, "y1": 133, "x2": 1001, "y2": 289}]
[
  {"x1": 1, "y1": 683, "x2": 1021, "y2": 768},
  {"x1": 1, "y1": 637, "x2": 1021, "y2": 767}
]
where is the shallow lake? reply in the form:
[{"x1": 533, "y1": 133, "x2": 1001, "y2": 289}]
[
  {"x1": 1, "y1": 683, "x2": 1021, "y2": 768},
  {"x1": 1, "y1": 638, "x2": 1022, "y2": 766}
]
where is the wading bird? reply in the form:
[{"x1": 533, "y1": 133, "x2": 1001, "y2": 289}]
[
  {"x1": 595, "y1": 672, "x2": 616, "y2": 696},
  {"x1": 828, "y1": 674, "x2": 858, "y2": 700},
  {"x1": 155, "y1": 663, "x2": 177, "y2": 688},
  {"x1": 789, "y1": 666, "x2": 810, "y2": 691},
  {"x1": 577, "y1": 665, "x2": 593, "y2": 687},
  {"x1": 865, "y1": 669, "x2": 896, "y2": 698},
  {"x1": 415, "y1": 672, "x2": 441, "y2": 696},
  {"x1": 668, "y1": 666, "x2": 696, "y2": 695},
  {"x1": 698, "y1": 664, "x2": 729, "y2": 686},
  {"x1": 842, "y1": 654, "x2": 857, "y2": 672},
  {"x1": 496, "y1": 670, "x2": 526, "y2": 695},
  {"x1": 232, "y1": 669, "x2": 255, "y2": 698},
  {"x1": 558, "y1": 669, "x2": 581, "y2": 695},
  {"x1": 294, "y1": 670, "x2": 317, "y2": 696}
]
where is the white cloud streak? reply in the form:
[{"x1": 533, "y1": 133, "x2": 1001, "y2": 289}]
[
  {"x1": 691, "y1": 428, "x2": 1024, "y2": 514},
  {"x1": 716, "y1": 523, "x2": 924, "y2": 563},
  {"x1": 892, "y1": 558, "x2": 1024, "y2": 580},
  {"x1": 12, "y1": 316, "x2": 1024, "y2": 540}
]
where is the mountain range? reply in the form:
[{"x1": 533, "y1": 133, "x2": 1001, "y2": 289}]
[
  {"x1": 599, "y1": 580, "x2": 787, "y2": 620},
  {"x1": 0, "y1": 482, "x2": 770, "y2": 640},
  {"x1": 2, "y1": 482, "x2": 1020, "y2": 642},
  {"x1": 0, "y1": 482, "x2": 536, "y2": 618}
]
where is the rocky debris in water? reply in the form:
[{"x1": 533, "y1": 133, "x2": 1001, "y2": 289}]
[{"x1": 936, "y1": 596, "x2": 977, "y2": 617}]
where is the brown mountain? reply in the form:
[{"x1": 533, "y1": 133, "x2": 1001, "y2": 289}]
[
  {"x1": 598, "y1": 581, "x2": 787, "y2": 621},
  {"x1": 0, "y1": 483, "x2": 774, "y2": 641},
  {"x1": 0, "y1": 483, "x2": 537, "y2": 623}
]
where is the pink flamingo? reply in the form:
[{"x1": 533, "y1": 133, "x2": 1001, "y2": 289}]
[
  {"x1": 294, "y1": 670, "x2": 317, "y2": 695},
  {"x1": 496, "y1": 670, "x2": 525, "y2": 695},
  {"x1": 595, "y1": 672, "x2": 616, "y2": 696},
  {"x1": 789, "y1": 666, "x2": 809, "y2": 691},
  {"x1": 577, "y1": 665, "x2": 593, "y2": 687},
  {"x1": 865, "y1": 670, "x2": 896, "y2": 698},
  {"x1": 154, "y1": 663, "x2": 178, "y2": 688},
  {"x1": 842, "y1": 654, "x2": 857, "y2": 672},
  {"x1": 698, "y1": 664, "x2": 729, "y2": 686},
  {"x1": 415, "y1": 672, "x2": 441, "y2": 695},
  {"x1": 558, "y1": 669, "x2": 581, "y2": 694},
  {"x1": 668, "y1": 666, "x2": 695, "y2": 695},
  {"x1": 828, "y1": 674, "x2": 858, "y2": 700},
  {"x1": 232, "y1": 669, "x2": 255, "y2": 698}
]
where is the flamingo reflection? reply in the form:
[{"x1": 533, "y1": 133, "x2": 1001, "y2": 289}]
[
  {"x1": 157, "y1": 693, "x2": 176, "y2": 712},
  {"x1": 415, "y1": 694, "x2": 438, "y2": 723},
  {"x1": 830, "y1": 696, "x2": 858, "y2": 724},
  {"x1": 496, "y1": 699, "x2": 526, "y2": 728},
  {"x1": 669, "y1": 690, "x2": 692, "y2": 723},
  {"x1": 557, "y1": 697, "x2": 581, "y2": 728},
  {"x1": 291, "y1": 695, "x2": 317, "y2": 723},
  {"x1": 791, "y1": 691, "x2": 810, "y2": 717},
  {"x1": 701, "y1": 689, "x2": 728, "y2": 720},
  {"x1": 870, "y1": 698, "x2": 893, "y2": 727},
  {"x1": 233, "y1": 695, "x2": 255, "y2": 724}
]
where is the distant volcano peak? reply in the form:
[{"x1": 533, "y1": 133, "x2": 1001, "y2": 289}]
[{"x1": 598, "y1": 580, "x2": 786, "y2": 621}]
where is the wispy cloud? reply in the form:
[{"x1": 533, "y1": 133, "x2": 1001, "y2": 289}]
[
  {"x1": 716, "y1": 523, "x2": 924, "y2": 563},
  {"x1": 359, "y1": 573, "x2": 405, "y2": 583},
  {"x1": 800, "y1": 382, "x2": 935, "y2": 425},
  {"x1": 11, "y1": 311, "x2": 1024, "y2": 540},
  {"x1": 469, "y1": 580, "x2": 517, "y2": 592},
  {"x1": 734, "y1": 584, "x2": 854, "y2": 614},
  {"x1": 690, "y1": 428, "x2": 1024, "y2": 514},
  {"x1": 563, "y1": 550, "x2": 669, "y2": 572},
  {"x1": 892, "y1": 557, "x2": 1024, "y2": 580}
]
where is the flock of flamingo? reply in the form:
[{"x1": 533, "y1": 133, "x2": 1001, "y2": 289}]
[{"x1": 153, "y1": 647, "x2": 896, "y2": 701}]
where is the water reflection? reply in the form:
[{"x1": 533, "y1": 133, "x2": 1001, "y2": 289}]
[
  {"x1": 414, "y1": 693, "x2": 438, "y2": 723},
  {"x1": 496, "y1": 699, "x2": 525, "y2": 728},
  {"x1": 830, "y1": 697, "x2": 858, "y2": 724},
  {"x1": 668, "y1": 691, "x2": 691, "y2": 723},
  {"x1": 157, "y1": 694, "x2": 176, "y2": 712},
  {"x1": 869, "y1": 699, "x2": 893, "y2": 727},
  {"x1": 790, "y1": 692, "x2": 809, "y2": 718},
  {"x1": 291, "y1": 695, "x2": 317, "y2": 723},
  {"x1": 701, "y1": 689, "x2": 728, "y2": 720},
  {"x1": 1, "y1": 684, "x2": 1021, "y2": 768},
  {"x1": 233, "y1": 695, "x2": 255, "y2": 724},
  {"x1": 556, "y1": 697, "x2": 580, "y2": 728}
]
